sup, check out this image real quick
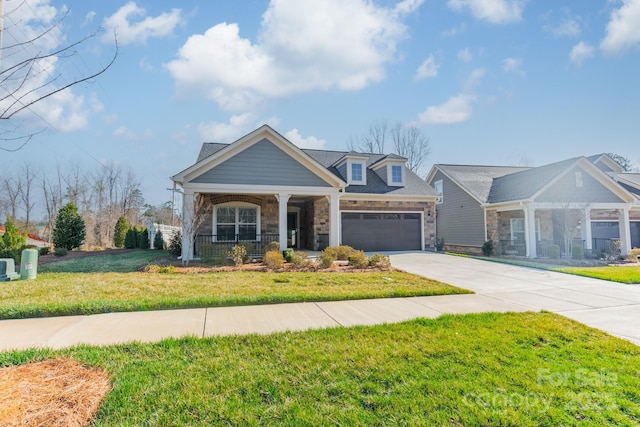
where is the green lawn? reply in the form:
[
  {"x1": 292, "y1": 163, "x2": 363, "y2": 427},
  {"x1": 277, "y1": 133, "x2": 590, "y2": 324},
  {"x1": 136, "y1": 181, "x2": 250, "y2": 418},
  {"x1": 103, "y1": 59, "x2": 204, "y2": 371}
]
[
  {"x1": 553, "y1": 266, "x2": 640, "y2": 284},
  {"x1": 38, "y1": 250, "x2": 169, "y2": 273},
  {"x1": 1, "y1": 251, "x2": 469, "y2": 319},
  {"x1": 2, "y1": 312, "x2": 639, "y2": 426}
]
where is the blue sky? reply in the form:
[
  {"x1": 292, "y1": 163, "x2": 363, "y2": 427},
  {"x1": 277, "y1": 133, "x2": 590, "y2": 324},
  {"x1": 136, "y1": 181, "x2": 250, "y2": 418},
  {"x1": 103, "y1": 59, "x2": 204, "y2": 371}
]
[{"x1": 2, "y1": 0, "x2": 640, "y2": 210}]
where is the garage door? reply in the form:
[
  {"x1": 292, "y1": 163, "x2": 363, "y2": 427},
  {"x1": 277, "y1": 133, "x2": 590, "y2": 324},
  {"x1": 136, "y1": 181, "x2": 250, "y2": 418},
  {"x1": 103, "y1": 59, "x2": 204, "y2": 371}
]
[{"x1": 341, "y1": 212, "x2": 422, "y2": 251}]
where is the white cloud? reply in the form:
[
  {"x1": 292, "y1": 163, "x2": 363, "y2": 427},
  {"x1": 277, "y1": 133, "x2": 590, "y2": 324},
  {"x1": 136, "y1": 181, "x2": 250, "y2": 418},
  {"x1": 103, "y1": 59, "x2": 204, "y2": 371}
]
[
  {"x1": 112, "y1": 125, "x2": 153, "y2": 140},
  {"x1": 84, "y1": 11, "x2": 96, "y2": 25},
  {"x1": 464, "y1": 67, "x2": 486, "y2": 91},
  {"x1": 0, "y1": 0, "x2": 102, "y2": 133},
  {"x1": 197, "y1": 113, "x2": 257, "y2": 143},
  {"x1": 441, "y1": 23, "x2": 467, "y2": 37},
  {"x1": 570, "y1": 41, "x2": 595, "y2": 67},
  {"x1": 417, "y1": 94, "x2": 474, "y2": 125},
  {"x1": 415, "y1": 55, "x2": 440, "y2": 80},
  {"x1": 503, "y1": 57, "x2": 524, "y2": 74},
  {"x1": 600, "y1": 0, "x2": 640, "y2": 55},
  {"x1": 284, "y1": 129, "x2": 327, "y2": 149},
  {"x1": 393, "y1": 0, "x2": 425, "y2": 15},
  {"x1": 102, "y1": 2, "x2": 183, "y2": 45},
  {"x1": 447, "y1": 0, "x2": 525, "y2": 24},
  {"x1": 165, "y1": 0, "x2": 418, "y2": 111},
  {"x1": 457, "y1": 47, "x2": 473, "y2": 62},
  {"x1": 547, "y1": 17, "x2": 581, "y2": 38}
]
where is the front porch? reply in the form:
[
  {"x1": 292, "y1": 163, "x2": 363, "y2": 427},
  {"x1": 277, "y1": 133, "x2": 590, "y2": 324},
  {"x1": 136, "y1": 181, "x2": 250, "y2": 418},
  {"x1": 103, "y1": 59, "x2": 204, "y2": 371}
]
[
  {"x1": 183, "y1": 192, "x2": 340, "y2": 260},
  {"x1": 488, "y1": 205, "x2": 636, "y2": 259}
]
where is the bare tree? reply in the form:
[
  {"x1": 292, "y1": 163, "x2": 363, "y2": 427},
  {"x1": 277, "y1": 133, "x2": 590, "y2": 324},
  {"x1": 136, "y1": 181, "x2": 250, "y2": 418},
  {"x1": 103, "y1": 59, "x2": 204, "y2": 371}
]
[
  {"x1": 348, "y1": 121, "x2": 389, "y2": 154},
  {"x1": 1, "y1": 172, "x2": 21, "y2": 221},
  {"x1": 182, "y1": 194, "x2": 212, "y2": 266},
  {"x1": 41, "y1": 166, "x2": 64, "y2": 245},
  {"x1": 0, "y1": 2, "x2": 117, "y2": 151},
  {"x1": 19, "y1": 162, "x2": 36, "y2": 230},
  {"x1": 391, "y1": 124, "x2": 431, "y2": 176}
]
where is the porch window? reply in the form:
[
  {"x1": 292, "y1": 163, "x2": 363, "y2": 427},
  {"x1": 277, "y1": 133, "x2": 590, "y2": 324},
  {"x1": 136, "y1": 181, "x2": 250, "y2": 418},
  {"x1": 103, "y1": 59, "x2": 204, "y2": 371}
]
[
  {"x1": 214, "y1": 204, "x2": 259, "y2": 241},
  {"x1": 510, "y1": 218, "x2": 540, "y2": 242}
]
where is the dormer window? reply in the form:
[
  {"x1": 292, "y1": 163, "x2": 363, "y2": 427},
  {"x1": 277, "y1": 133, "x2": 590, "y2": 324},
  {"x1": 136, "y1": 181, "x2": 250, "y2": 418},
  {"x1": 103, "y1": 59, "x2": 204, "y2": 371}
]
[
  {"x1": 351, "y1": 163, "x2": 363, "y2": 182},
  {"x1": 391, "y1": 165, "x2": 403, "y2": 185}
]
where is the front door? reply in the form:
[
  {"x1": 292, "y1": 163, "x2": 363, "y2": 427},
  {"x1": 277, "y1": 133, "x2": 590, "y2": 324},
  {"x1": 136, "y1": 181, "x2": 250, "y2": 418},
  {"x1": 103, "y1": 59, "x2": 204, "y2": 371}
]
[{"x1": 287, "y1": 212, "x2": 298, "y2": 248}]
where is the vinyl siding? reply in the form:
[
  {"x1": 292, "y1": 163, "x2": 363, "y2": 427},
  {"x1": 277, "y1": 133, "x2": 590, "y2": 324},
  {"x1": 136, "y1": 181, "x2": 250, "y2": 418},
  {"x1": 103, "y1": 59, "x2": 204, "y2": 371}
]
[
  {"x1": 191, "y1": 138, "x2": 332, "y2": 187},
  {"x1": 536, "y1": 166, "x2": 624, "y2": 203},
  {"x1": 431, "y1": 170, "x2": 486, "y2": 247}
]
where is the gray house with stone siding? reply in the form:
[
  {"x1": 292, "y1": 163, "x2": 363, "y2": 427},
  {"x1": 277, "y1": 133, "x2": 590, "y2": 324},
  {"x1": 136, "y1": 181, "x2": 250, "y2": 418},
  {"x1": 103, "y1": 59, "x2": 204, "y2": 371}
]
[
  {"x1": 172, "y1": 125, "x2": 438, "y2": 260},
  {"x1": 426, "y1": 154, "x2": 640, "y2": 258}
]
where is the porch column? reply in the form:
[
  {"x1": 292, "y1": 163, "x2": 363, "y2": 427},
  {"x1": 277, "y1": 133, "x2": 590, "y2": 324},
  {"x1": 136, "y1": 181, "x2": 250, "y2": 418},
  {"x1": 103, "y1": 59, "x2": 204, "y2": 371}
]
[
  {"x1": 328, "y1": 193, "x2": 341, "y2": 247},
  {"x1": 181, "y1": 191, "x2": 194, "y2": 261},
  {"x1": 524, "y1": 206, "x2": 537, "y2": 258},
  {"x1": 583, "y1": 208, "x2": 592, "y2": 251},
  {"x1": 619, "y1": 207, "x2": 632, "y2": 255},
  {"x1": 275, "y1": 193, "x2": 290, "y2": 251}
]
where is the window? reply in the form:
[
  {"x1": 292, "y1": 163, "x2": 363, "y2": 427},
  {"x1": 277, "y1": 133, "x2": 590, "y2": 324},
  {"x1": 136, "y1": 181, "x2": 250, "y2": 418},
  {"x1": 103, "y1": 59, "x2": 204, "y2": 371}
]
[
  {"x1": 434, "y1": 180, "x2": 443, "y2": 204},
  {"x1": 510, "y1": 218, "x2": 540, "y2": 242},
  {"x1": 391, "y1": 165, "x2": 403, "y2": 184},
  {"x1": 510, "y1": 218, "x2": 525, "y2": 242},
  {"x1": 351, "y1": 163, "x2": 363, "y2": 182},
  {"x1": 215, "y1": 205, "x2": 258, "y2": 241}
]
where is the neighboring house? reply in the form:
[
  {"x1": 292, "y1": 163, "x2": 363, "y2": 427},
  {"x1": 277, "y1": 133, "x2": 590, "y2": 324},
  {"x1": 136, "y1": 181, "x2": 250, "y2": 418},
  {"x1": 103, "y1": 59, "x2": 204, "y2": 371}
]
[
  {"x1": 0, "y1": 226, "x2": 49, "y2": 249},
  {"x1": 172, "y1": 125, "x2": 438, "y2": 260},
  {"x1": 426, "y1": 154, "x2": 640, "y2": 258}
]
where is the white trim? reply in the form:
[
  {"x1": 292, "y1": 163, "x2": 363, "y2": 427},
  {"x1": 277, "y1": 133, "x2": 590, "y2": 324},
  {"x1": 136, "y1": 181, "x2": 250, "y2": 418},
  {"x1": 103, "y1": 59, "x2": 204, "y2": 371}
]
[
  {"x1": 340, "y1": 209, "x2": 425, "y2": 251},
  {"x1": 347, "y1": 160, "x2": 367, "y2": 185},
  {"x1": 389, "y1": 164, "x2": 405, "y2": 186},
  {"x1": 340, "y1": 193, "x2": 436, "y2": 202},
  {"x1": 434, "y1": 180, "x2": 443, "y2": 204},
  {"x1": 182, "y1": 183, "x2": 342, "y2": 196}
]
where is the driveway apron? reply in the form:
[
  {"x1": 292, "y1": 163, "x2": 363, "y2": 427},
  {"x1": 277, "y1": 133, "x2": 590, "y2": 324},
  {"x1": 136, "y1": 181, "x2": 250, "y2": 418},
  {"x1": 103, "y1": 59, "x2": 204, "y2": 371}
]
[{"x1": 389, "y1": 252, "x2": 640, "y2": 346}]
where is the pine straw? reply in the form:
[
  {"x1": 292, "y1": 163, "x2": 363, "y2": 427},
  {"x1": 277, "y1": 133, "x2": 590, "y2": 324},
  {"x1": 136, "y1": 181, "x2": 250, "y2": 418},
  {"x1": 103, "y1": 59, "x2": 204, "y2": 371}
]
[{"x1": 0, "y1": 358, "x2": 111, "y2": 427}]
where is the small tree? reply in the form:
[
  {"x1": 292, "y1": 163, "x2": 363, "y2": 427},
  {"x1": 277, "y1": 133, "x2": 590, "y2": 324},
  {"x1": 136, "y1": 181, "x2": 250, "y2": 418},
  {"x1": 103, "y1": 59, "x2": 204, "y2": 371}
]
[
  {"x1": 113, "y1": 216, "x2": 129, "y2": 248},
  {"x1": 0, "y1": 216, "x2": 27, "y2": 261},
  {"x1": 139, "y1": 228, "x2": 150, "y2": 249},
  {"x1": 53, "y1": 203, "x2": 86, "y2": 250},
  {"x1": 153, "y1": 230, "x2": 165, "y2": 250},
  {"x1": 124, "y1": 227, "x2": 137, "y2": 249}
]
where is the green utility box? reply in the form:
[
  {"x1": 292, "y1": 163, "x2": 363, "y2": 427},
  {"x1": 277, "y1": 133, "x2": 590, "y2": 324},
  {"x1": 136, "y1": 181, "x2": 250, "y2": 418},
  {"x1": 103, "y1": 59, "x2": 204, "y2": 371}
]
[
  {"x1": 20, "y1": 248, "x2": 39, "y2": 280},
  {"x1": 0, "y1": 258, "x2": 20, "y2": 281}
]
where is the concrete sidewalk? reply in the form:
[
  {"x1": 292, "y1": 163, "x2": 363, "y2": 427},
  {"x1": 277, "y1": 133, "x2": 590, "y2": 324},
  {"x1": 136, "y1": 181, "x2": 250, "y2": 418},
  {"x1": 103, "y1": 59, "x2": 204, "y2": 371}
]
[{"x1": 1, "y1": 252, "x2": 638, "y2": 351}]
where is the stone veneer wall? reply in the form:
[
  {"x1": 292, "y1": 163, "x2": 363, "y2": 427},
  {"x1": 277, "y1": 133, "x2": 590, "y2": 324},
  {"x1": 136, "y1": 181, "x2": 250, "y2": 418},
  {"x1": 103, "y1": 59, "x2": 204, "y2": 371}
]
[
  {"x1": 485, "y1": 209, "x2": 498, "y2": 242},
  {"x1": 312, "y1": 197, "x2": 329, "y2": 250},
  {"x1": 339, "y1": 199, "x2": 436, "y2": 249}
]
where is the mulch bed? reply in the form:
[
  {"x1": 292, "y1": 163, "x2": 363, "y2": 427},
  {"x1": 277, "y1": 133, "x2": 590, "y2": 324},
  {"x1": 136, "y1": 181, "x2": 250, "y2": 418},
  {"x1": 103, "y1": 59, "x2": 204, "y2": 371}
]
[{"x1": 0, "y1": 358, "x2": 111, "y2": 427}]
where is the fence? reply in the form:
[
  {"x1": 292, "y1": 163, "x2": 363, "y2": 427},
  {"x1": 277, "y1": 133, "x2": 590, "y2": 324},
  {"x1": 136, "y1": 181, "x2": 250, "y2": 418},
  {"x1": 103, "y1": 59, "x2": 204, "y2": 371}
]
[{"x1": 194, "y1": 234, "x2": 279, "y2": 259}]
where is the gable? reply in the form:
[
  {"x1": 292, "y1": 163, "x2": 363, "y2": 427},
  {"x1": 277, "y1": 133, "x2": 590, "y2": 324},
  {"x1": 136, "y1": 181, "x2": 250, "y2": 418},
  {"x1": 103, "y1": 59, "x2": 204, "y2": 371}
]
[
  {"x1": 190, "y1": 138, "x2": 332, "y2": 187},
  {"x1": 536, "y1": 165, "x2": 625, "y2": 204}
]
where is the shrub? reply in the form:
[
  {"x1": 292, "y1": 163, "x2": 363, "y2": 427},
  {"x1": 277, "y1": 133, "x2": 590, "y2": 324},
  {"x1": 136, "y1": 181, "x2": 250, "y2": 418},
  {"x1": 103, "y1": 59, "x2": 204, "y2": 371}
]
[
  {"x1": 290, "y1": 251, "x2": 309, "y2": 267},
  {"x1": 282, "y1": 248, "x2": 295, "y2": 263},
  {"x1": 228, "y1": 244, "x2": 247, "y2": 267},
  {"x1": 54, "y1": 247, "x2": 68, "y2": 257},
  {"x1": 368, "y1": 253, "x2": 391, "y2": 269},
  {"x1": 158, "y1": 265, "x2": 176, "y2": 274},
  {"x1": 39, "y1": 247, "x2": 50, "y2": 256},
  {"x1": 113, "y1": 216, "x2": 129, "y2": 248},
  {"x1": 482, "y1": 240, "x2": 494, "y2": 256},
  {"x1": 318, "y1": 249, "x2": 337, "y2": 269},
  {"x1": 627, "y1": 248, "x2": 640, "y2": 262},
  {"x1": 547, "y1": 244, "x2": 560, "y2": 259},
  {"x1": 348, "y1": 250, "x2": 369, "y2": 269},
  {"x1": 168, "y1": 231, "x2": 182, "y2": 257},
  {"x1": 200, "y1": 243, "x2": 218, "y2": 263},
  {"x1": 571, "y1": 244, "x2": 584, "y2": 260},
  {"x1": 0, "y1": 215, "x2": 26, "y2": 262},
  {"x1": 264, "y1": 241, "x2": 280, "y2": 253},
  {"x1": 124, "y1": 227, "x2": 137, "y2": 249},
  {"x1": 334, "y1": 245, "x2": 357, "y2": 260},
  {"x1": 153, "y1": 230, "x2": 165, "y2": 250},
  {"x1": 435, "y1": 237, "x2": 445, "y2": 252},
  {"x1": 138, "y1": 228, "x2": 150, "y2": 250},
  {"x1": 263, "y1": 250, "x2": 284, "y2": 269},
  {"x1": 52, "y1": 203, "x2": 85, "y2": 250}
]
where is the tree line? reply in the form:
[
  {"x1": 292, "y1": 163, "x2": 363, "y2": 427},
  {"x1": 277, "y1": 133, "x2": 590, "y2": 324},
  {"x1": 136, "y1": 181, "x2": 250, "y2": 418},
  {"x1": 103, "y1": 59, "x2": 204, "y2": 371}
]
[{"x1": 0, "y1": 161, "x2": 174, "y2": 249}]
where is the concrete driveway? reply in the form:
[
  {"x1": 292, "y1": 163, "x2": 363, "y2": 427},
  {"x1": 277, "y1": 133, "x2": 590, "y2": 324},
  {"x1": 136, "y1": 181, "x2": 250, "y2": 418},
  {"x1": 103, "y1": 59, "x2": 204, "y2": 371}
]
[{"x1": 390, "y1": 252, "x2": 640, "y2": 346}]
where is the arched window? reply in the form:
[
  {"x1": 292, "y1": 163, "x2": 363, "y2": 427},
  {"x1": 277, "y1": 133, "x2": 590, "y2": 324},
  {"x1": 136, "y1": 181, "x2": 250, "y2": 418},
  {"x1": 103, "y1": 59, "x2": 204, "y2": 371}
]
[{"x1": 213, "y1": 202, "x2": 260, "y2": 241}]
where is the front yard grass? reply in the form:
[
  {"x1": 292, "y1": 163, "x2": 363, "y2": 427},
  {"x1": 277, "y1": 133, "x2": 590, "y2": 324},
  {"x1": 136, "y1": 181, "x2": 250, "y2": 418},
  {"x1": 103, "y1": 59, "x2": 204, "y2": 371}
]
[
  {"x1": 0, "y1": 270, "x2": 469, "y2": 319},
  {"x1": 2, "y1": 312, "x2": 639, "y2": 425},
  {"x1": 553, "y1": 266, "x2": 640, "y2": 284}
]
